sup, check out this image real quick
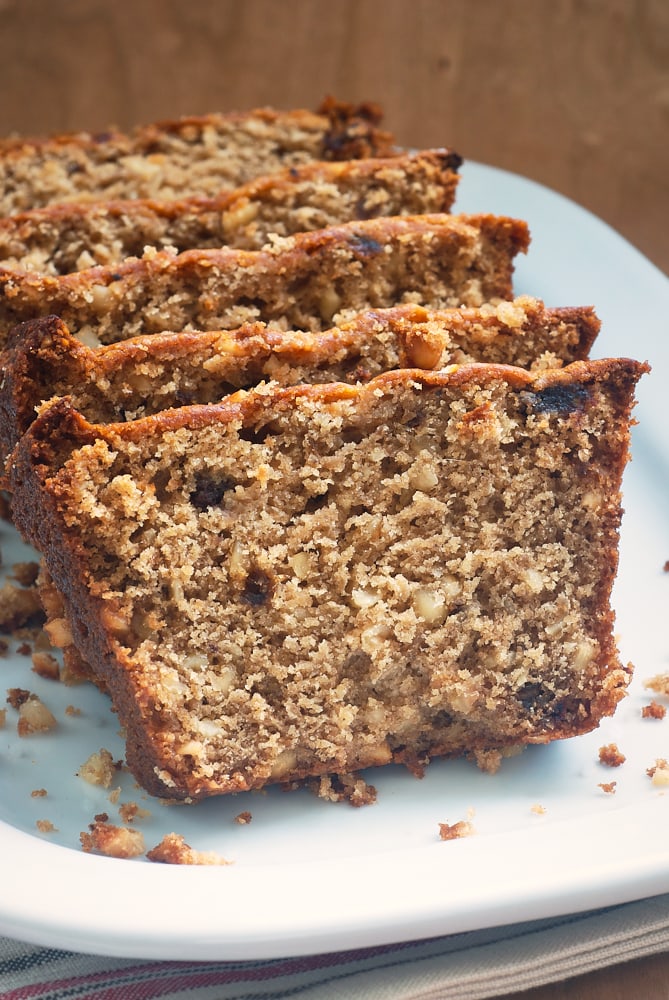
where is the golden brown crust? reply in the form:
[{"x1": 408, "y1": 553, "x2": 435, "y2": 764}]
[
  {"x1": 0, "y1": 151, "x2": 461, "y2": 273},
  {"x1": 0, "y1": 297, "x2": 599, "y2": 465},
  {"x1": 7, "y1": 359, "x2": 647, "y2": 800},
  {"x1": 0, "y1": 99, "x2": 395, "y2": 214},
  {"x1": 0, "y1": 213, "x2": 530, "y2": 345}
]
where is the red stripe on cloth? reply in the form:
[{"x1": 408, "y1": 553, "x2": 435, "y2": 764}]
[{"x1": 2, "y1": 940, "x2": 420, "y2": 1000}]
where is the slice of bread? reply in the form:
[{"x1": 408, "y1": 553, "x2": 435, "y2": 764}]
[
  {"x1": 0, "y1": 150, "x2": 461, "y2": 273},
  {"x1": 0, "y1": 98, "x2": 394, "y2": 214},
  {"x1": 0, "y1": 213, "x2": 530, "y2": 346},
  {"x1": 0, "y1": 297, "x2": 599, "y2": 463},
  {"x1": 7, "y1": 359, "x2": 647, "y2": 801}
]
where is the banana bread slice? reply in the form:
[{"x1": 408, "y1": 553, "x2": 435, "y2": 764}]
[
  {"x1": 0, "y1": 297, "x2": 599, "y2": 462},
  {"x1": 0, "y1": 150, "x2": 461, "y2": 274},
  {"x1": 7, "y1": 359, "x2": 646, "y2": 801},
  {"x1": 0, "y1": 213, "x2": 529, "y2": 345},
  {"x1": 0, "y1": 98, "x2": 393, "y2": 214}
]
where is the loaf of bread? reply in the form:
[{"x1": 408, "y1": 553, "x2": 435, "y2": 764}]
[
  {"x1": 0, "y1": 213, "x2": 530, "y2": 346},
  {"x1": 0, "y1": 150, "x2": 461, "y2": 273},
  {"x1": 7, "y1": 359, "x2": 646, "y2": 801},
  {"x1": 0, "y1": 98, "x2": 394, "y2": 214},
  {"x1": 0, "y1": 297, "x2": 599, "y2": 463}
]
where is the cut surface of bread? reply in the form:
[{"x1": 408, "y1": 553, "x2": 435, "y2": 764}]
[
  {"x1": 0, "y1": 297, "x2": 600, "y2": 462},
  {"x1": 0, "y1": 99, "x2": 394, "y2": 214},
  {"x1": 7, "y1": 360, "x2": 647, "y2": 801},
  {"x1": 0, "y1": 213, "x2": 530, "y2": 345},
  {"x1": 0, "y1": 151, "x2": 461, "y2": 274}
]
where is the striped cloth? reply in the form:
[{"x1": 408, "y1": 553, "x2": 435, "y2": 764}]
[{"x1": 2, "y1": 894, "x2": 669, "y2": 999}]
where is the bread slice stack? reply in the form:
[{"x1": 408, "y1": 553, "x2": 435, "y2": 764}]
[{"x1": 0, "y1": 99, "x2": 648, "y2": 803}]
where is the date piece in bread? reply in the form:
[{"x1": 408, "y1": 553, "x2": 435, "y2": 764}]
[{"x1": 7, "y1": 359, "x2": 646, "y2": 801}]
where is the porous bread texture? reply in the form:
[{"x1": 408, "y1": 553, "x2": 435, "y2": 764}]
[
  {"x1": 8, "y1": 360, "x2": 647, "y2": 801},
  {"x1": 0, "y1": 213, "x2": 530, "y2": 346},
  {"x1": 0, "y1": 98, "x2": 394, "y2": 214},
  {"x1": 0, "y1": 297, "x2": 600, "y2": 463},
  {"x1": 0, "y1": 151, "x2": 461, "y2": 274}
]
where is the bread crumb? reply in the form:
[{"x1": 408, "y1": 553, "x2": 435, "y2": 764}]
[
  {"x1": 234, "y1": 811, "x2": 252, "y2": 825},
  {"x1": 6, "y1": 687, "x2": 31, "y2": 709},
  {"x1": 77, "y1": 748, "x2": 117, "y2": 787},
  {"x1": 0, "y1": 708, "x2": 5, "y2": 728},
  {"x1": 81, "y1": 820, "x2": 145, "y2": 858},
  {"x1": 36, "y1": 819, "x2": 57, "y2": 833},
  {"x1": 642, "y1": 701, "x2": 666, "y2": 720},
  {"x1": 438, "y1": 820, "x2": 475, "y2": 841},
  {"x1": 65, "y1": 704, "x2": 82, "y2": 716},
  {"x1": 146, "y1": 832, "x2": 231, "y2": 866},
  {"x1": 17, "y1": 695, "x2": 57, "y2": 736},
  {"x1": 647, "y1": 759, "x2": 669, "y2": 787},
  {"x1": 303, "y1": 773, "x2": 377, "y2": 806},
  {"x1": 17, "y1": 642, "x2": 32, "y2": 656},
  {"x1": 0, "y1": 581, "x2": 43, "y2": 633},
  {"x1": 118, "y1": 801, "x2": 151, "y2": 823},
  {"x1": 31, "y1": 650, "x2": 60, "y2": 681},
  {"x1": 10, "y1": 561, "x2": 40, "y2": 587},
  {"x1": 31, "y1": 788, "x2": 47, "y2": 797},
  {"x1": 108, "y1": 787, "x2": 122, "y2": 805},
  {"x1": 598, "y1": 781, "x2": 617, "y2": 794},
  {"x1": 598, "y1": 743, "x2": 626, "y2": 767},
  {"x1": 644, "y1": 673, "x2": 669, "y2": 696},
  {"x1": 530, "y1": 803, "x2": 546, "y2": 815}
]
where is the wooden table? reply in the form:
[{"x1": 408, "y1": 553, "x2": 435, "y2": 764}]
[{"x1": 1, "y1": 2, "x2": 667, "y2": 995}]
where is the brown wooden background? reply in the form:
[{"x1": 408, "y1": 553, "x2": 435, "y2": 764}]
[
  {"x1": 0, "y1": 1, "x2": 668, "y2": 996},
  {"x1": 1, "y1": 0, "x2": 668, "y2": 275}
]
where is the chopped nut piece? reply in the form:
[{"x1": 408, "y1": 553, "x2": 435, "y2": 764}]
[
  {"x1": 146, "y1": 832, "x2": 231, "y2": 866},
  {"x1": 0, "y1": 708, "x2": 5, "y2": 727},
  {"x1": 234, "y1": 811, "x2": 252, "y2": 825},
  {"x1": 31, "y1": 651, "x2": 60, "y2": 681},
  {"x1": 647, "y1": 759, "x2": 669, "y2": 786},
  {"x1": 80, "y1": 820, "x2": 145, "y2": 858},
  {"x1": 17, "y1": 695, "x2": 57, "y2": 736},
  {"x1": 0, "y1": 581, "x2": 43, "y2": 633},
  {"x1": 598, "y1": 743, "x2": 626, "y2": 767},
  {"x1": 598, "y1": 781, "x2": 617, "y2": 794},
  {"x1": 36, "y1": 819, "x2": 57, "y2": 833},
  {"x1": 31, "y1": 788, "x2": 47, "y2": 798},
  {"x1": 77, "y1": 748, "x2": 116, "y2": 788},
  {"x1": 438, "y1": 820, "x2": 475, "y2": 840}
]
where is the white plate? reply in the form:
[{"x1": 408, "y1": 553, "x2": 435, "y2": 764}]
[{"x1": 1, "y1": 162, "x2": 668, "y2": 961}]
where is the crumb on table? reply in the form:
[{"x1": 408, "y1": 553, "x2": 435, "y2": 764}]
[
  {"x1": 598, "y1": 781, "x2": 617, "y2": 794},
  {"x1": 80, "y1": 820, "x2": 145, "y2": 858},
  {"x1": 36, "y1": 819, "x2": 57, "y2": 833},
  {"x1": 77, "y1": 748, "x2": 117, "y2": 788},
  {"x1": 146, "y1": 832, "x2": 231, "y2": 866},
  {"x1": 598, "y1": 743, "x2": 626, "y2": 767},
  {"x1": 647, "y1": 759, "x2": 669, "y2": 787},
  {"x1": 438, "y1": 820, "x2": 475, "y2": 841},
  {"x1": 17, "y1": 694, "x2": 57, "y2": 736},
  {"x1": 642, "y1": 701, "x2": 667, "y2": 720},
  {"x1": 644, "y1": 673, "x2": 669, "y2": 696}
]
